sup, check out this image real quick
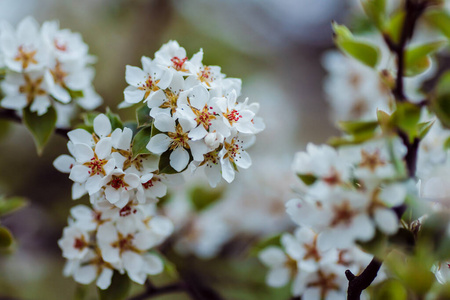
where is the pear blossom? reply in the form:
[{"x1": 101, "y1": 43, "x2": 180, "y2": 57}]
[
  {"x1": 0, "y1": 16, "x2": 102, "y2": 117},
  {"x1": 219, "y1": 132, "x2": 254, "y2": 183},
  {"x1": 154, "y1": 40, "x2": 191, "y2": 74}
]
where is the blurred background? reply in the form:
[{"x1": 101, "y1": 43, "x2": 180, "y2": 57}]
[{"x1": 0, "y1": 0, "x2": 356, "y2": 299}]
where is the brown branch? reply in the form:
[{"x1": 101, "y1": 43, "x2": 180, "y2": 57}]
[
  {"x1": 346, "y1": 258, "x2": 382, "y2": 300},
  {"x1": 346, "y1": 1, "x2": 430, "y2": 299},
  {"x1": 0, "y1": 108, "x2": 70, "y2": 139},
  {"x1": 128, "y1": 280, "x2": 186, "y2": 300}
]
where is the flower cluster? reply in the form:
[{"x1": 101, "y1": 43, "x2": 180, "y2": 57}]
[
  {"x1": 258, "y1": 227, "x2": 380, "y2": 298},
  {"x1": 323, "y1": 33, "x2": 434, "y2": 122},
  {"x1": 259, "y1": 139, "x2": 407, "y2": 298},
  {"x1": 122, "y1": 41, "x2": 264, "y2": 187},
  {"x1": 0, "y1": 17, "x2": 101, "y2": 126},
  {"x1": 59, "y1": 200, "x2": 173, "y2": 289},
  {"x1": 55, "y1": 114, "x2": 176, "y2": 288}
]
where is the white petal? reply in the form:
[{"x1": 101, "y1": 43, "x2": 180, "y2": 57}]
[
  {"x1": 374, "y1": 208, "x2": 399, "y2": 235},
  {"x1": 170, "y1": 147, "x2": 189, "y2": 172},
  {"x1": 86, "y1": 175, "x2": 104, "y2": 195},
  {"x1": 258, "y1": 246, "x2": 287, "y2": 268},
  {"x1": 69, "y1": 165, "x2": 90, "y2": 183},
  {"x1": 235, "y1": 150, "x2": 251, "y2": 169},
  {"x1": 1, "y1": 95, "x2": 27, "y2": 110},
  {"x1": 125, "y1": 65, "x2": 146, "y2": 85},
  {"x1": 266, "y1": 267, "x2": 290, "y2": 288},
  {"x1": 221, "y1": 159, "x2": 235, "y2": 183},
  {"x1": 72, "y1": 183, "x2": 87, "y2": 199},
  {"x1": 53, "y1": 154, "x2": 75, "y2": 173},
  {"x1": 143, "y1": 253, "x2": 164, "y2": 275},
  {"x1": 124, "y1": 86, "x2": 145, "y2": 104},
  {"x1": 74, "y1": 265, "x2": 97, "y2": 285},
  {"x1": 96, "y1": 268, "x2": 113, "y2": 290},
  {"x1": 30, "y1": 96, "x2": 51, "y2": 116},
  {"x1": 95, "y1": 137, "x2": 112, "y2": 160},
  {"x1": 154, "y1": 113, "x2": 176, "y2": 132},
  {"x1": 147, "y1": 134, "x2": 171, "y2": 154},
  {"x1": 150, "y1": 216, "x2": 174, "y2": 237},
  {"x1": 68, "y1": 129, "x2": 94, "y2": 146},
  {"x1": 74, "y1": 143, "x2": 94, "y2": 163},
  {"x1": 93, "y1": 114, "x2": 112, "y2": 137}
]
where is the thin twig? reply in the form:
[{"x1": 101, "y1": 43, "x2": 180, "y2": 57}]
[
  {"x1": 346, "y1": 258, "x2": 382, "y2": 300},
  {"x1": 128, "y1": 280, "x2": 186, "y2": 300},
  {"x1": 346, "y1": 1, "x2": 428, "y2": 299}
]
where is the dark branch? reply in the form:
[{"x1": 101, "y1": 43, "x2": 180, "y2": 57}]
[
  {"x1": 0, "y1": 108, "x2": 70, "y2": 139},
  {"x1": 346, "y1": 1, "x2": 429, "y2": 299},
  {"x1": 128, "y1": 280, "x2": 186, "y2": 300},
  {"x1": 346, "y1": 258, "x2": 382, "y2": 300}
]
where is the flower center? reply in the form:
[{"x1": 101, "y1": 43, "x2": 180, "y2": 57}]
[
  {"x1": 171, "y1": 56, "x2": 188, "y2": 71},
  {"x1": 330, "y1": 200, "x2": 357, "y2": 226},
  {"x1": 168, "y1": 124, "x2": 190, "y2": 151},
  {"x1": 198, "y1": 66, "x2": 213, "y2": 86},
  {"x1": 107, "y1": 174, "x2": 129, "y2": 190},
  {"x1": 308, "y1": 270, "x2": 340, "y2": 298},
  {"x1": 18, "y1": 74, "x2": 47, "y2": 104},
  {"x1": 138, "y1": 76, "x2": 160, "y2": 99},
  {"x1": 359, "y1": 149, "x2": 386, "y2": 172},
  {"x1": 54, "y1": 39, "x2": 67, "y2": 51},
  {"x1": 83, "y1": 155, "x2": 108, "y2": 176},
  {"x1": 14, "y1": 45, "x2": 38, "y2": 69},
  {"x1": 50, "y1": 60, "x2": 68, "y2": 86},
  {"x1": 194, "y1": 105, "x2": 216, "y2": 130},
  {"x1": 111, "y1": 232, "x2": 140, "y2": 255},
  {"x1": 224, "y1": 109, "x2": 243, "y2": 125},
  {"x1": 223, "y1": 139, "x2": 241, "y2": 163},
  {"x1": 73, "y1": 236, "x2": 88, "y2": 250}
]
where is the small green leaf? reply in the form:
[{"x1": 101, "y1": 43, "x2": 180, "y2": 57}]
[
  {"x1": 405, "y1": 41, "x2": 447, "y2": 77},
  {"x1": 131, "y1": 125, "x2": 152, "y2": 159},
  {"x1": 98, "y1": 271, "x2": 130, "y2": 300},
  {"x1": 425, "y1": 9, "x2": 450, "y2": 40},
  {"x1": 338, "y1": 39, "x2": 380, "y2": 68},
  {"x1": 297, "y1": 174, "x2": 317, "y2": 186},
  {"x1": 0, "y1": 196, "x2": 27, "y2": 217},
  {"x1": 136, "y1": 105, "x2": 152, "y2": 128},
  {"x1": 392, "y1": 102, "x2": 421, "y2": 141},
  {"x1": 417, "y1": 120, "x2": 435, "y2": 139},
  {"x1": 250, "y1": 234, "x2": 282, "y2": 256},
  {"x1": 361, "y1": 0, "x2": 386, "y2": 29},
  {"x1": 189, "y1": 185, "x2": 224, "y2": 212},
  {"x1": 444, "y1": 136, "x2": 450, "y2": 149},
  {"x1": 431, "y1": 93, "x2": 450, "y2": 128},
  {"x1": 158, "y1": 151, "x2": 182, "y2": 174},
  {"x1": 0, "y1": 226, "x2": 13, "y2": 248},
  {"x1": 373, "y1": 279, "x2": 408, "y2": 300},
  {"x1": 105, "y1": 108, "x2": 123, "y2": 130},
  {"x1": 82, "y1": 111, "x2": 100, "y2": 127},
  {"x1": 68, "y1": 89, "x2": 84, "y2": 99},
  {"x1": 384, "y1": 10, "x2": 405, "y2": 44},
  {"x1": 332, "y1": 22, "x2": 380, "y2": 68},
  {"x1": 338, "y1": 120, "x2": 379, "y2": 135},
  {"x1": 22, "y1": 105, "x2": 57, "y2": 155}
]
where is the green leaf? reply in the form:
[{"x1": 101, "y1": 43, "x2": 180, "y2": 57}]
[
  {"x1": 105, "y1": 108, "x2": 123, "y2": 130},
  {"x1": 189, "y1": 185, "x2": 224, "y2": 212},
  {"x1": 158, "y1": 151, "x2": 182, "y2": 174},
  {"x1": 0, "y1": 196, "x2": 27, "y2": 217},
  {"x1": 131, "y1": 125, "x2": 152, "y2": 159},
  {"x1": 0, "y1": 226, "x2": 13, "y2": 248},
  {"x1": 392, "y1": 102, "x2": 421, "y2": 141},
  {"x1": 425, "y1": 9, "x2": 450, "y2": 40},
  {"x1": 361, "y1": 0, "x2": 386, "y2": 29},
  {"x1": 332, "y1": 22, "x2": 380, "y2": 68},
  {"x1": 297, "y1": 174, "x2": 317, "y2": 186},
  {"x1": 384, "y1": 10, "x2": 405, "y2": 44},
  {"x1": 136, "y1": 105, "x2": 152, "y2": 128},
  {"x1": 404, "y1": 41, "x2": 447, "y2": 77},
  {"x1": 68, "y1": 89, "x2": 84, "y2": 99},
  {"x1": 431, "y1": 93, "x2": 450, "y2": 128},
  {"x1": 82, "y1": 111, "x2": 100, "y2": 127},
  {"x1": 98, "y1": 271, "x2": 130, "y2": 300},
  {"x1": 338, "y1": 120, "x2": 379, "y2": 135},
  {"x1": 250, "y1": 234, "x2": 282, "y2": 256},
  {"x1": 373, "y1": 279, "x2": 408, "y2": 300},
  {"x1": 417, "y1": 120, "x2": 435, "y2": 139},
  {"x1": 22, "y1": 105, "x2": 57, "y2": 155}
]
